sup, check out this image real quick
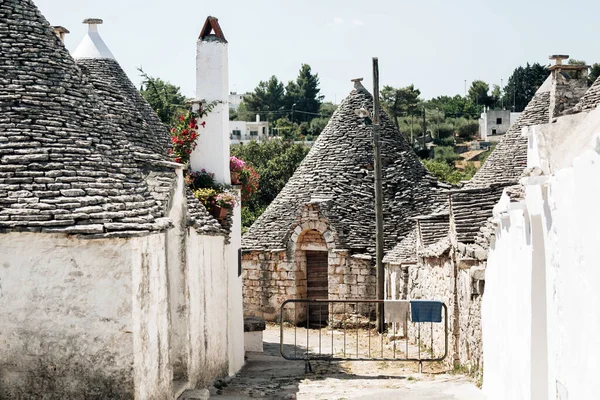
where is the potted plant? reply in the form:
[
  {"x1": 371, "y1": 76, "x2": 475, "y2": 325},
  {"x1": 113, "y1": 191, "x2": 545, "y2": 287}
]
[
  {"x1": 212, "y1": 191, "x2": 237, "y2": 220},
  {"x1": 186, "y1": 169, "x2": 216, "y2": 191},
  {"x1": 230, "y1": 156, "x2": 246, "y2": 185},
  {"x1": 194, "y1": 187, "x2": 217, "y2": 208}
]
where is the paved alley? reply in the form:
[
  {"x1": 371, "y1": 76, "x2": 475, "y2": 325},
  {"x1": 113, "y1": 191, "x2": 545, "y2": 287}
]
[{"x1": 205, "y1": 325, "x2": 485, "y2": 400}]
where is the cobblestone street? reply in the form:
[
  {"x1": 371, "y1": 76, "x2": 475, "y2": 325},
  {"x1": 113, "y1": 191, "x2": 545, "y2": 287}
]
[{"x1": 206, "y1": 325, "x2": 484, "y2": 400}]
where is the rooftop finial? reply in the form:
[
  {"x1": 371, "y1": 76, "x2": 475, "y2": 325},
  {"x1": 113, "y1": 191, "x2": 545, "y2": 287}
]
[
  {"x1": 72, "y1": 17, "x2": 115, "y2": 60},
  {"x1": 83, "y1": 18, "x2": 103, "y2": 24},
  {"x1": 351, "y1": 78, "x2": 364, "y2": 90},
  {"x1": 549, "y1": 55, "x2": 569, "y2": 66},
  {"x1": 52, "y1": 26, "x2": 69, "y2": 42}
]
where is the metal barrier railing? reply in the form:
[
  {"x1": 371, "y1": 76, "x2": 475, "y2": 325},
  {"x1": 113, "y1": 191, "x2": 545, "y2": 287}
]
[{"x1": 279, "y1": 299, "x2": 448, "y2": 373}]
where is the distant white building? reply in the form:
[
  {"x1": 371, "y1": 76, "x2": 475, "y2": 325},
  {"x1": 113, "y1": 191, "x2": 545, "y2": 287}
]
[
  {"x1": 230, "y1": 115, "x2": 269, "y2": 144},
  {"x1": 229, "y1": 92, "x2": 249, "y2": 111},
  {"x1": 479, "y1": 108, "x2": 521, "y2": 141}
]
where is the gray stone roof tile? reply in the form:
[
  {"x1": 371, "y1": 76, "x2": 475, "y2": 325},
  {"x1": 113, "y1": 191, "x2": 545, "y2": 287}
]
[
  {"x1": 450, "y1": 186, "x2": 505, "y2": 243},
  {"x1": 382, "y1": 228, "x2": 417, "y2": 265}
]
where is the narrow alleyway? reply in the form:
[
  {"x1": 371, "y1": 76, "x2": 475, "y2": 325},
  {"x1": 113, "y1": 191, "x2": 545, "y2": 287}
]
[{"x1": 199, "y1": 325, "x2": 484, "y2": 400}]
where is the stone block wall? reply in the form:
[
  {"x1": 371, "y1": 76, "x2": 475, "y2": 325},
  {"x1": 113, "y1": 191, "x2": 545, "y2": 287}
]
[
  {"x1": 242, "y1": 248, "x2": 377, "y2": 323},
  {"x1": 401, "y1": 252, "x2": 486, "y2": 371},
  {"x1": 242, "y1": 250, "x2": 293, "y2": 321},
  {"x1": 406, "y1": 255, "x2": 456, "y2": 365}
]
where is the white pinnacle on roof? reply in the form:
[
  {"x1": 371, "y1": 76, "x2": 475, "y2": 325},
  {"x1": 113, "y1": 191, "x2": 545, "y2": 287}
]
[{"x1": 72, "y1": 18, "x2": 115, "y2": 59}]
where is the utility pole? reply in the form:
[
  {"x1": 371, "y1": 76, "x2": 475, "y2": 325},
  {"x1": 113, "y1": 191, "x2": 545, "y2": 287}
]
[
  {"x1": 372, "y1": 57, "x2": 385, "y2": 334},
  {"x1": 422, "y1": 107, "x2": 426, "y2": 150},
  {"x1": 410, "y1": 114, "x2": 413, "y2": 146}
]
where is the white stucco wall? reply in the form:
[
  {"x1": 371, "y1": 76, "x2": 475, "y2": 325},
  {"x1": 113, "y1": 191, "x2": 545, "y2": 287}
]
[
  {"x1": 192, "y1": 39, "x2": 230, "y2": 184},
  {"x1": 187, "y1": 229, "x2": 230, "y2": 387},
  {"x1": 227, "y1": 196, "x2": 245, "y2": 375},
  {"x1": 482, "y1": 203, "x2": 533, "y2": 400},
  {"x1": 483, "y1": 108, "x2": 600, "y2": 399},
  {"x1": 0, "y1": 233, "x2": 135, "y2": 398}
]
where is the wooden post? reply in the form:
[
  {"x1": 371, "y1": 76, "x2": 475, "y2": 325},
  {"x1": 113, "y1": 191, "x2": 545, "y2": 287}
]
[{"x1": 372, "y1": 57, "x2": 385, "y2": 334}]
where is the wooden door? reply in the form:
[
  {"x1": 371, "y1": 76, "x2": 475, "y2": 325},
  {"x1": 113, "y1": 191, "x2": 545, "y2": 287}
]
[{"x1": 306, "y1": 251, "x2": 328, "y2": 326}]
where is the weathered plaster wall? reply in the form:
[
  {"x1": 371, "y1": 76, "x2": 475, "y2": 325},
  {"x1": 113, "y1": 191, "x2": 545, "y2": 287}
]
[
  {"x1": 166, "y1": 169, "x2": 189, "y2": 382},
  {"x1": 456, "y1": 261, "x2": 485, "y2": 372},
  {"x1": 187, "y1": 230, "x2": 230, "y2": 388},
  {"x1": 0, "y1": 233, "x2": 135, "y2": 399},
  {"x1": 384, "y1": 263, "x2": 408, "y2": 301},
  {"x1": 131, "y1": 234, "x2": 173, "y2": 400}
]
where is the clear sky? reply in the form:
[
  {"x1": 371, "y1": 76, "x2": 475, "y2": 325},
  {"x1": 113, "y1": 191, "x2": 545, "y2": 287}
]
[{"x1": 36, "y1": 0, "x2": 600, "y2": 103}]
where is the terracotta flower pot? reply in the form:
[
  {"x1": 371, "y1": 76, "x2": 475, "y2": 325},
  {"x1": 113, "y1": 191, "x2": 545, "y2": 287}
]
[{"x1": 211, "y1": 205, "x2": 229, "y2": 220}]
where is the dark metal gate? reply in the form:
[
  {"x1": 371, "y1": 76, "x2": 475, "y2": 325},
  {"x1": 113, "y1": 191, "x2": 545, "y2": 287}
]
[{"x1": 279, "y1": 299, "x2": 448, "y2": 373}]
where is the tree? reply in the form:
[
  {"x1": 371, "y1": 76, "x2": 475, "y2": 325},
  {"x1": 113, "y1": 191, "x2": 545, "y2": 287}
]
[
  {"x1": 502, "y1": 63, "x2": 548, "y2": 112},
  {"x1": 243, "y1": 76, "x2": 285, "y2": 121},
  {"x1": 285, "y1": 64, "x2": 324, "y2": 122},
  {"x1": 139, "y1": 69, "x2": 187, "y2": 126},
  {"x1": 421, "y1": 159, "x2": 473, "y2": 185},
  {"x1": 319, "y1": 102, "x2": 337, "y2": 118},
  {"x1": 380, "y1": 85, "x2": 422, "y2": 127},
  {"x1": 468, "y1": 80, "x2": 494, "y2": 109},
  {"x1": 231, "y1": 140, "x2": 310, "y2": 229},
  {"x1": 590, "y1": 63, "x2": 600, "y2": 84},
  {"x1": 426, "y1": 95, "x2": 480, "y2": 118}
]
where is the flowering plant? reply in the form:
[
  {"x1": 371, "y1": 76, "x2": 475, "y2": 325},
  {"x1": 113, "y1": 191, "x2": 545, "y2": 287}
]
[
  {"x1": 215, "y1": 191, "x2": 237, "y2": 209},
  {"x1": 185, "y1": 169, "x2": 216, "y2": 191},
  {"x1": 193, "y1": 188, "x2": 217, "y2": 208},
  {"x1": 239, "y1": 165, "x2": 259, "y2": 202},
  {"x1": 170, "y1": 109, "x2": 203, "y2": 164},
  {"x1": 230, "y1": 156, "x2": 246, "y2": 174},
  {"x1": 170, "y1": 101, "x2": 220, "y2": 164}
]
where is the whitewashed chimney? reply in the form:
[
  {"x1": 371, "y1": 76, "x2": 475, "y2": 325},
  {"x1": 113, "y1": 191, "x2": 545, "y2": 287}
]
[
  {"x1": 72, "y1": 18, "x2": 115, "y2": 59},
  {"x1": 256, "y1": 114, "x2": 260, "y2": 123},
  {"x1": 191, "y1": 16, "x2": 230, "y2": 184}
]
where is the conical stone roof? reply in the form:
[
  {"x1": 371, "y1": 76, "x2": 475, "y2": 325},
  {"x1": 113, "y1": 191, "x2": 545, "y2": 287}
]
[
  {"x1": 74, "y1": 57, "x2": 224, "y2": 235},
  {"x1": 0, "y1": 0, "x2": 176, "y2": 236},
  {"x1": 243, "y1": 82, "x2": 447, "y2": 253}
]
